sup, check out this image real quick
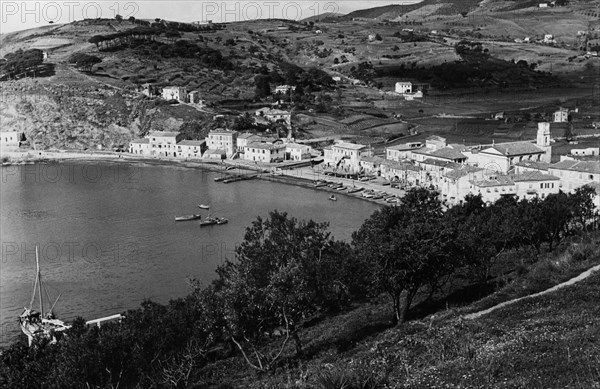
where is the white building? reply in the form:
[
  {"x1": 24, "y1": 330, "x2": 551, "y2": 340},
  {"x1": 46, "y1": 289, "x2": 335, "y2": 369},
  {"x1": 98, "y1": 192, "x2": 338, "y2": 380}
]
[
  {"x1": 129, "y1": 138, "x2": 151, "y2": 155},
  {"x1": 147, "y1": 131, "x2": 184, "y2": 157},
  {"x1": 161, "y1": 86, "x2": 188, "y2": 102},
  {"x1": 0, "y1": 131, "x2": 23, "y2": 149},
  {"x1": 206, "y1": 129, "x2": 238, "y2": 158},
  {"x1": 467, "y1": 172, "x2": 560, "y2": 204},
  {"x1": 274, "y1": 85, "x2": 296, "y2": 94},
  {"x1": 554, "y1": 107, "x2": 569, "y2": 123},
  {"x1": 548, "y1": 160, "x2": 600, "y2": 192},
  {"x1": 386, "y1": 142, "x2": 424, "y2": 161},
  {"x1": 395, "y1": 81, "x2": 412, "y2": 94},
  {"x1": 285, "y1": 143, "x2": 312, "y2": 161},
  {"x1": 177, "y1": 140, "x2": 206, "y2": 159},
  {"x1": 464, "y1": 122, "x2": 552, "y2": 173},
  {"x1": 323, "y1": 142, "x2": 371, "y2": 173},
  {"x1": 236, "y1": 133, "x2": 275, "y2": 152},
  {"x1": 570, "y1": 147, "x2": 599, "y2": 157},
  {"x1": 244, "y1": 142, "x2": 285, "y2": 163},
  {"x1": 255, "y1": 107, "x2": 292, "y2": 128}
]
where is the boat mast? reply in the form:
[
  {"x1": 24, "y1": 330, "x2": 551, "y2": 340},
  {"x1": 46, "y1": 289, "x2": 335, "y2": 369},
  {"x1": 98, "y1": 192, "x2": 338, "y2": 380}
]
[{"x1": 36, "y1": 246, "x2": 43, "y2": 317}]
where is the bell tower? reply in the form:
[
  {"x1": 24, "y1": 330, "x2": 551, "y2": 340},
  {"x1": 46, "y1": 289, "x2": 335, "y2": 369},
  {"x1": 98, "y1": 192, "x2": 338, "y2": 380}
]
[{"x1": 537, "y1": 122, "x2": 552, "y2": 163}]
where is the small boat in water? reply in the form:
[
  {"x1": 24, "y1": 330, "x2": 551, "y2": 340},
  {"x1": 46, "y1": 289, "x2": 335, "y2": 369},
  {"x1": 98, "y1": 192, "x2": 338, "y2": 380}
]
[
  {"x1": 198, "y1": 204, "x2": 210, "y2": 209},
  {"x1": 175, "y1": 214, "x2": 202, "y2": 221},
  {"x1": 314, "y1": 181, "x2": 329, "y2": 188},
  {"x1": 216, "y1": 217, "x2": 228, "y2": 225},
  {"x1": 200, "y1": 216, "x2": 218, "y2": 227},
  {"x1": 19, "y1": 247, "x2": 71, "y2": 346},
  {"x1": 328, "y1": 195, "x2": 337, "y2": 201},
  {"x1": 336, "y1": 185, "x2": 346, "y2": 191}
]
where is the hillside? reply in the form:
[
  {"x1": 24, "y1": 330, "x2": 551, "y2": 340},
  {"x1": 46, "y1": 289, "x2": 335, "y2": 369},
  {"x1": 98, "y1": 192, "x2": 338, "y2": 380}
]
[{"x1": 1, "y1": 3, "x2": 599, "y2": 151}]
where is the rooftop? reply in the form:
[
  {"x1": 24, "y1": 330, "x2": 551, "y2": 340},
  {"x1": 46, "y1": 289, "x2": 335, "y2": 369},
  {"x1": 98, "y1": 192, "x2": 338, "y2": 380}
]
[
  {"x1": 247, "y1": 142, "x2": 286, "y2": 151},
  {"x1": 419, "y1": 158, "x2": 462, "y2": 169},
  {"x1": 514, "y1": 160, "x2": 551, "y2": 171},
  {"x1": 333, "y1": 142, "x2": 367, "y2": 151},
  {"x1": 382, "y1": 160, "x2": 420, "y2": 172},
  {"x1": 177, "y1": 140, "x2": 205, "y2": 146},
  {"x1": 148, "y1": 131, "x2": 180, "y2": 138},
  {"x1": 209, "y1": 129, "x2": 238, "y2": 135},
  {"x1": 550, "y1": 160, "x2": 600, "y2": 174},
  {"x1": 471, "y1": 175, "x2": 515, "y2": 188},
  {"x1": 361, "y1": 156, "x2": 386, "y2": 164},
  {"x1": 443, "y1": 166, "x2": 484, "y2": 179},
  {"x1": 513, "y1": 171, "x2": 560, "y2": 182},
  {"x1": 484, "y1": 142, "x2": 544, "y2": 156},
  {"x1": 386, "y1": 143, "x2": 424, "y2": 151},
  {"x1": 130, "y1": 138, "x2": 150, "y2": 144}
]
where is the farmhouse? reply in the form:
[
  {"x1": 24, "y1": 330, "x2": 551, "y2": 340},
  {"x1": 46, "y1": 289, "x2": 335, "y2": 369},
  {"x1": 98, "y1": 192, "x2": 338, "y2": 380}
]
[
  {"x1": 395, "y1": 81, "x2": 412, "y2": 94},
  {"x1": 0, "y1": 131, "x2": 23, "y2": 149},
  {"x1": 255, "y1": 107, "x2": 292, "y2": 128},
  {"x1": 554, "y1": 107, "x2": 569, "y2": 123},
  {"x1": 274, "y1": 85, "x2": 296, "y2": 94},
  {"x1": 161, "y1": 86, "x2": 187, "y2": 102}
]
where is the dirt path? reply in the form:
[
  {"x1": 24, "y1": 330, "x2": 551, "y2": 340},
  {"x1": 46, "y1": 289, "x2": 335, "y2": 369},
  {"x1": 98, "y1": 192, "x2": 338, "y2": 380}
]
[{"x1": 464, "y1": 264, "x2": 600, "y2": 320}]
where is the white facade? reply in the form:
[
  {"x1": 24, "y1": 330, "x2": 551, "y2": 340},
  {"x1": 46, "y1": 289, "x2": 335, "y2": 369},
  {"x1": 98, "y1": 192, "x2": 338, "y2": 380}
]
[
  {"x1": 285, "y1": 143, "x2": 311, "y2": 161},
  {"x1": 162, "y1": 87, "x2": 187, "y2": 102},
  {"x1": 386, "y1": 142, "x2": 424, "y2": 161},
  {"x1": 177, "y1": 140, "x2": 205, "y2": 159},
  {"x1": 255, "y1": 108, "x2": 292, "y2": 128},
  {"x1": 395, "y1": 81, "x2": 412, "y2": 94},
  {"x1": 206, "y1": 130, "x2": 238, "y2": 157},
  {"x1": 548, "y1": 160, "x2": 600, "y2": 193},
  {"x1": 129, "y1": 139, "x2": 151, "y2": 155},
  {"x1": 275, "y1": 85, "x2": 295, "y2": 94},
  {"x1": 244, "y1": 143, "x2": 285, "y2": 163},
  {"x1": 554, "y1": 108, "x2": 569, "y2": 123},
  {"x1": 148, "y1": 131, "x2": 184, "y2": 157},
  {"x1": 0, "y1": 131, "x2": 23, "y2": 148},
  {"x1": 570, "y1": 147, "x2": 599, "y2": 157},
  {"x1": 323, "y1": 142, "x2": 371, "y2": 173}
]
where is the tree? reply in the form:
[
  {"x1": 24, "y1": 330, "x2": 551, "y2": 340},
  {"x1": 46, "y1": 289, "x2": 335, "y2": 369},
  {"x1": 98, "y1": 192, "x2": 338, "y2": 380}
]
[
  {"x1": 115, "y1": 14, "x2": 123, "y2": 22},
  {"x1": 352, "y1": 188, "x2": 458, "y2": 323},
  {"x1": 231, "y1": 112, "x2": 255, "y2": 133},
  {"x1": 211, "y1": 211, "x2": 359, "y2": 370},
  {"x1": 254, "y1": 74, "x2": 271, "y2": 98},
  {"x1": 128, "y1": 16, "x2": 135, "y2": 23}
]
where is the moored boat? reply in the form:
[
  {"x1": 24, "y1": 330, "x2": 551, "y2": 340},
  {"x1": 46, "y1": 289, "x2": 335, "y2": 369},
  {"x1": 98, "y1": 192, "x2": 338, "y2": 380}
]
[
  {"x1": 200, "y1": 217, "x2": 218, "y2": 226},
  {"x1": 328, "y1": 195, "x2": 337, "y2": 201},
  {"x1": 198, "y1": 204, "x2": 210, "y2": 209},
  {"x1": 347, "y1": 186, "x2": 364, "y2": 193},
  {"x1": 19, "y1": 247, "x2": 71, "y2": 346},
  {"x1": 216, "y1": 217, "x2": 228, "y2": 225},
  {"x1": 175, "y1": 214, "x2": 202, "y2": 221}
]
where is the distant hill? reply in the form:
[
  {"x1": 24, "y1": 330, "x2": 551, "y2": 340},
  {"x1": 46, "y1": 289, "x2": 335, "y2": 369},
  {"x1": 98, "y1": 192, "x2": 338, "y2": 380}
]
[{"x1": 343, "y1": 0, "x2": 486, "y2": 20}]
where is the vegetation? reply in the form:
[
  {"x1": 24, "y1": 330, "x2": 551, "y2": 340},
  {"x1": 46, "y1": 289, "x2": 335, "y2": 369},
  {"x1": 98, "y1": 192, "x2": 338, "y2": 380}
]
[
  {"x1": 1, "y1": 186, "x2": 597, "y2": 388},
  {"x1": 0, "y1": 49, "x2": 48, "y2": 79}
]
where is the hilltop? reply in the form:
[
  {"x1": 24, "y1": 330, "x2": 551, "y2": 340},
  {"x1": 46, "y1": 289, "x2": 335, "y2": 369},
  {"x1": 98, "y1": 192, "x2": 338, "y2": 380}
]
[{"x1": 1, "y1": 1, "x2": 599, "y2": 151}]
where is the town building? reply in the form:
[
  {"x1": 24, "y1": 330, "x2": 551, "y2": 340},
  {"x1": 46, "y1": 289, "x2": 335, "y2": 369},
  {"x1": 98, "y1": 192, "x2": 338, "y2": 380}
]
[
  {"x1": 285, "y1": 143, "x2": 312, "y2": 161},
  {"x1": 570, "y1": 147, "x2": 599, "y2": 157},
  {"x1": 161, "y1": 86, "x2": 187, "y2": 102},
  {"x1": 188, "y1": 91, "x2": 202, "y2": 104},
  {"x1": 381, "y1": 160, "x2": 420, "y2": 185},
  {"x1": 176, "y1": 140, "x2": 206, "y2": 159},
  {"x1": 140, "y1": 83, "x2": 158, "y2": 97},
  {"x1": 440, "y1": 166, "x2": 486, "y2": 205},
  {"x1": 386, "y1": 142, "x2": 424, "y2": 161},
  {"x1": 548, "y1": 160, "x2": 600, "y2": 192},
  {"x1": 236, "y1": 133, "x2": 275, "y2": 153},
  {"x1": 467, "y1": 172, "x2": 560, "y2": 204},
  {"x1": 323, "y1": 142, "x2": 372, "y2": 173},
  {"x1": 464, "y1": 122, "x2": 552, "y2": 173},
  {"x1": 129, "y1": 138, "x2": 151, "y2": 155},
  {"x1": 243, "y1": 142, "x2": 286, "y2": 163},
  {"x1": 205, "y1": 129, "x2": 238, "y2": 158},
  {"x1": 359, "y1": 156, "x2": 387, "y2": 176},
  {"x1": 147, "y1": 131, "x2": 184, "y2": 157}
]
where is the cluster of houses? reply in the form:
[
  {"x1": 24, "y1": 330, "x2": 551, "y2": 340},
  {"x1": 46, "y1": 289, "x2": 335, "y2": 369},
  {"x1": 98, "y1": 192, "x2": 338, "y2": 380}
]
[
  {"x1": 322, "y1": 122, "x2": 599, "y2": 207},
  {"x1": 129, "y1": 126, "x2": 313, "y2": 164}
]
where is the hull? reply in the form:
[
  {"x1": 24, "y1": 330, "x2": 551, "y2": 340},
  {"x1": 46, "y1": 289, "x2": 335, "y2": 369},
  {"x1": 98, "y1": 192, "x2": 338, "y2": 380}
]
[{"x1": 175, "y1": 214, "x2": 202, "y2": 221}]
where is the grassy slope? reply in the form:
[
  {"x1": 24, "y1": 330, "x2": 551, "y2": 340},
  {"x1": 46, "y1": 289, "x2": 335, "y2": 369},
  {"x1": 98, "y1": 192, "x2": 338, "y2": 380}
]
[{"x1": 205, "y1": 237, "x2": 600, "y2": 388}]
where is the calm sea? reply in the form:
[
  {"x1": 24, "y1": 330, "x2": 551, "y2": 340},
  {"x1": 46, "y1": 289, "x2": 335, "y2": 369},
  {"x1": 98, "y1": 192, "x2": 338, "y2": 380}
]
[{"x1": 0, "y1": 161, "x2": 377, "y2": 346}]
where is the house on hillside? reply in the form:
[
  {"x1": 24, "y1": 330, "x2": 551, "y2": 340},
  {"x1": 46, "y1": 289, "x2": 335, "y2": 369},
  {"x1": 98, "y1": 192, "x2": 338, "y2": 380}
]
[
  {"x1": 161, "y1": 86, "x2": 187, "y2": 102},
  {"x1": 255, "y1": 107, "x2": 292, "y2": 128},
  {"x1": 0, "y1": 131, "x2": 24, "y2": 149},
  {"x1": 274, "y1": 85, "x2": 295, "y2": 94},
  {"x1": 395, "y1": 81, "x2": 412, "y2": 94},
  {"x1": 554, "y1": 107, "x2": 569, "y2": 123}
]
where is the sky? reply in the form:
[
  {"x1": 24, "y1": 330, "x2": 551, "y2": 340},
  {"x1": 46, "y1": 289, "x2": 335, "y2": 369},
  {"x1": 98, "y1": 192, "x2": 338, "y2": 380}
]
[{"x1": 0, "y1": 0, "x2": 423, "y2": 34}]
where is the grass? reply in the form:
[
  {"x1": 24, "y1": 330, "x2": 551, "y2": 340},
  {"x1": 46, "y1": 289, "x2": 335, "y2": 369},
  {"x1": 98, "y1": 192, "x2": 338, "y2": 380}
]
[{"x1": 205, "y1": 233, "x2": 600, "y2": 388}]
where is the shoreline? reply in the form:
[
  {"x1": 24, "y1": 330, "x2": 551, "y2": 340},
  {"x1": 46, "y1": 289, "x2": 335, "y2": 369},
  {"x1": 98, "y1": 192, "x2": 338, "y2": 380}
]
[{"x1": 1, "y1": 149, "x2": 396, "y2": 205}]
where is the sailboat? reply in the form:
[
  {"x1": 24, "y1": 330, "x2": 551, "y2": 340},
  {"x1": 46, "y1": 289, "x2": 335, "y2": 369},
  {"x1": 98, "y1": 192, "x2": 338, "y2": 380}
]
[{"x1": 19, "y1": 246, "x2": 71, "y2": 346}]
